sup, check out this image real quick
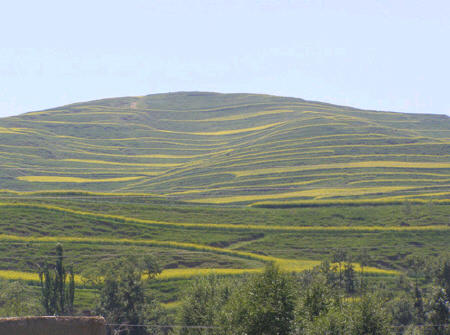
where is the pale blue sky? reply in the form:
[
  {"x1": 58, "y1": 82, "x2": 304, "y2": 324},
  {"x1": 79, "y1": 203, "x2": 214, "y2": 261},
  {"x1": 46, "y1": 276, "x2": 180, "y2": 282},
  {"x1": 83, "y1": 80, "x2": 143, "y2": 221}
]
[{"x1": 1, "y1": 0, "x2": 449, "y2": 117}]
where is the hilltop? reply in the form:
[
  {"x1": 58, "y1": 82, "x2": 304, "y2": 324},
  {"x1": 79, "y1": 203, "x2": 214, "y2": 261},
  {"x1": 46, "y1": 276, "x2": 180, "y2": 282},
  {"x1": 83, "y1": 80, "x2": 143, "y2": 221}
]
[{"x1": 0, "y1": 91, "x2": 449, "y2": 205}]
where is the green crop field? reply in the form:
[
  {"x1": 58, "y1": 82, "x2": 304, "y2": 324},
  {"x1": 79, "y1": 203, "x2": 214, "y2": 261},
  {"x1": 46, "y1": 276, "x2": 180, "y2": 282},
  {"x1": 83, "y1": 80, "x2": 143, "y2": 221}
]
[{"x1": 0, "y1": 92, "x2": 449, "y2": 310}]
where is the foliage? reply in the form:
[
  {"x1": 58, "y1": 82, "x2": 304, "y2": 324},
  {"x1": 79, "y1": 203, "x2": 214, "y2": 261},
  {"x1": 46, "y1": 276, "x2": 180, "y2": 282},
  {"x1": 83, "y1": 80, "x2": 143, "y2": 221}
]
[
  {"x1": 178, "y1": 275, "x2": 235, "y2": 335},
  {"x1": 294, "y1": 270, "x2": 390, "y2": 335},
  {"x1": 38, "y1": 243, "x2": 75, "y2": 315},
  {"x1": 95, "y1": 255, "x2": 169, "y2": 335},
  {"x1": 0, "y1": 280, "x2": 41, "y2": 316},
  {"x1": 426, "y1": 289, "x2": 450, "y2": 335},
  {"x1": 221, "y1": 264, "x2": 295, "y2": 335}
]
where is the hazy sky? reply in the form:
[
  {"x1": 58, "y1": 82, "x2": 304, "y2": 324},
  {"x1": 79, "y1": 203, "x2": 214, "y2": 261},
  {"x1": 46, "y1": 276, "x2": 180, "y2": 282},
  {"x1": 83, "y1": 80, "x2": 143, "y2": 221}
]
[{"x1": 1, "y1": 0, "x2": 449, "y2": 117}]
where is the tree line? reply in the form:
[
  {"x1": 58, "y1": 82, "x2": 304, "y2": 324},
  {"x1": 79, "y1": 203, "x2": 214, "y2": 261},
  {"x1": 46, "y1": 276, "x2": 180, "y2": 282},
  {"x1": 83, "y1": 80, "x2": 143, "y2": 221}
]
[{"x1": 0, "y1": 245, "x2": 448, "y2": 335}]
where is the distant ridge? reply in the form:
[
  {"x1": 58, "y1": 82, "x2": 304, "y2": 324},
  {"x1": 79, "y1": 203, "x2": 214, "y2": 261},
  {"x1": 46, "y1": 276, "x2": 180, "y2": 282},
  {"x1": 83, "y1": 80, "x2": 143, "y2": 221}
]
[{"x1": 0, "y1": 92, "x2": 449, "y2": 204}]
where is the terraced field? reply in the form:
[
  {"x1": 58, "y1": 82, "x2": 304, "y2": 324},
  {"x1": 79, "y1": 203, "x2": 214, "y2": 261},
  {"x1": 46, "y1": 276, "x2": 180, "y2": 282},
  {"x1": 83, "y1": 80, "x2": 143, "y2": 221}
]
[
  {"x1": 0, "y1": 197, "x2": 448, "y2": 307},
  {"x1": 0, "y1": 92, "x2": 449, "y2": 309},
  {"x1": 0, "y1": 92, "x2": 449, "y2": 203}
]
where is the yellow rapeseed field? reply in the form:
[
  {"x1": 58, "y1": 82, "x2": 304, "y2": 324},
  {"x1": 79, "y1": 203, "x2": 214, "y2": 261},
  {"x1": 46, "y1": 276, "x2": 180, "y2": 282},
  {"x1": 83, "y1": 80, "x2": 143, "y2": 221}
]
[
  {"x1": 233, "y1": 161, "x2": 450, "y2": 177},
  {"x1": 61, "y1": 159, "x2": 180, "y2": 167},
  {"x1": 0, "y1": 236, "x2": 397, "y2": 285},
  {"x1": 0, "y1": 270, "x2": 83, "y2": 284},
  {"x1": 0, "y1": 262, "x2": 397, "y2": 284},
  {"x1": 251, "y1": 198, "x2": 450, "y2": 206},
  {"x1": 348, "y1": 178, "x2": 450, "y2": 185},
  {"x1": 156, "y1": 122, "x2": 285, "y2": 136},
  {"x1": 68, "y1": 149, "x2": 203, "y2": 159},
  {"x1": 156, "y1": 268, "x2": 261, "y2": 280},
  {"x1": 169, "y1": 109, "x2": 299, "y2": 122},
  {"x1": 17, "y1": 176, "x2": 145, "y2": 183},
  {"x1": 0, "y1": 127, "x2": 22, "y2": 134},
  {"x1": 0, "y1": 190, "x2": 161, "y2": 197},
  {"x1": 189, "y1": 186, "x2": 420, "y2": 204}
]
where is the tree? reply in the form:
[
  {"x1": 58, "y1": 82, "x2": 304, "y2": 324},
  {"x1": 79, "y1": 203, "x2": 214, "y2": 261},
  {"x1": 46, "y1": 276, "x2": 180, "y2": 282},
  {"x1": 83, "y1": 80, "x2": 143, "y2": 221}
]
[
  {"x1": 332, "y1": 249, "x2": 347, "y2": 289},
  {"x1": 178, "y1": 275, "x2": 235, "y2": 335},
  {"x1": 426, "y1": 288, "x2": 450, "y2": 335},
  {"x1": 350, "y1": 294, "x2": 390, "y2": 335},
  {"x1": 38, "y1": 243, "x2": 75, "y2": 315},
  {"x1": 358, "y1": 248, "x2": 370, "y2": 293},
  {"x1": 344, "y1": 261, "x2": 356, "y2": 294},
  {"x1": 387, "y1": 293, "x2": 416, "y2": 333},
  {"x1": 95, "y1": 255, "x2": 166, "y2": 335},
  {"x1": 0, "y1": 280, "x2": 41, "y2": 316},
  {"x1": 223, "y1": 264, "x2": 295, "y2": 335},
  {"x1": 407, "y1": 255, "x2": 425, "y2": 289},
  {"x1": 435, "y1": 256, "x2": 450, "y2": 301}
]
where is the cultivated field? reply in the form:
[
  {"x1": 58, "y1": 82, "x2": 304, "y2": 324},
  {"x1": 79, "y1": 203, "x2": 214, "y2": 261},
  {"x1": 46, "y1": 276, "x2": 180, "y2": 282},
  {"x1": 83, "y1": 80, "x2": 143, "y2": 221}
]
[
  {"x1": 0, "y1": 92, "x2": 448, "y2": 309},
  {"x1": 0, "y1": 92, "x2": 449, "y2": 203}
]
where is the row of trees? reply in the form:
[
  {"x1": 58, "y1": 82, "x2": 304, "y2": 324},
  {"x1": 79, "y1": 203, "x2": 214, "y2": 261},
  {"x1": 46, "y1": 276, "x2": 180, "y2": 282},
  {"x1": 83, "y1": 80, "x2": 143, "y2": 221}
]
[
  {"x1": 178, "y1": 258, "x2": 449, "y2": 335},
  {"x1": 0, "y1": 245, "x2": 448, "y2": 334}
]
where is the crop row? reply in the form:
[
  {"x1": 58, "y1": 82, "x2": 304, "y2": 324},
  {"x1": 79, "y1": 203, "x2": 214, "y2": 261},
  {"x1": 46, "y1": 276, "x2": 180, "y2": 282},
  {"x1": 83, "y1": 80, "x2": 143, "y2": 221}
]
[
  {"x1": 0, "y1": 190, "x2": 160, "y2": 197},
  {"x1": 187, "y1": 186, "x2": 427, "y2": 204},
  {"x1": 16, "y1": 176, "x2": 144, "y2": 183},
  {"x1": 0, "y1": 203, "x2": 448, "y2": 233},
  {"x1": 155, "y1": 121, "x2": 285, "y2": 136},
  {"x1": 232, "y1": 161, "x2": 450, "y2": 178},
  {"x1": 0, "y1": 234, "x2": 398, "y2": 284},
  {"x1": 59, "y1": 159, "x2": 180, "y2": 167},
  {"x1": 251, "y1": 196, "x2": 450, "y2": 208},
  {"x1": 203, "y1": 154, "x2": 450, "y2": 173},
  {"x1": 164, "y1": 109, "x2": 299, "y2": 122}
]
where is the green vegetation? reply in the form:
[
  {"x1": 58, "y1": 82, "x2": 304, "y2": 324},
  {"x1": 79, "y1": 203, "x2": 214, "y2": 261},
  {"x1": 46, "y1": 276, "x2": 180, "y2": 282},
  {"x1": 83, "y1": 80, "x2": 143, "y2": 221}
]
[
  {"x1": 0, "y1": 92, "x2": 448, "y2": 333},
  {"x1": 0, "y1": 92, "x2": 448, "y2": 202},
  {"x1": 39, "y1": 244, "x2": 75, "y2": 315},
  {"x1": 0, "y1": 196, "x2": 448, "y2": 308}
]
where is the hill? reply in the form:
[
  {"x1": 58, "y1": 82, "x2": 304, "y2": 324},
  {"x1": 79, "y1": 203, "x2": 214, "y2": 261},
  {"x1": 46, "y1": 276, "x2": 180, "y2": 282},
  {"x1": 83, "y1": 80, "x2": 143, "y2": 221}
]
[
  {"x1": 1, "y1": 91, "x2": 449, "y2": 205},
  {"x1": 0, "y1": 92, "x2": 449, "y2": 310}
]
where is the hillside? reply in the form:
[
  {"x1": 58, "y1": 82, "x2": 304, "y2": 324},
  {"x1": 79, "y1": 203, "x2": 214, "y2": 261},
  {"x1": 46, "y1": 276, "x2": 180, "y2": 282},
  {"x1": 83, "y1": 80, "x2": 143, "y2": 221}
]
[
  {"x1": 1, "y1": 92, "x2": 449, "y2": 204},
  {"x1": 0, "y1": 92, "x2": 450, "y2": 203},
  {"x1": 0, "y1": 92, "x2": 449, "y2": 309}
]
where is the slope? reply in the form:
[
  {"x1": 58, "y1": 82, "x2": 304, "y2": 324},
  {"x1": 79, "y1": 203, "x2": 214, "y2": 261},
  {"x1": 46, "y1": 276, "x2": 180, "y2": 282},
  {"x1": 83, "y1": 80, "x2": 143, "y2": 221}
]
[{"x1": 0, "y1": 92, "x2": 449, "y2": 204}]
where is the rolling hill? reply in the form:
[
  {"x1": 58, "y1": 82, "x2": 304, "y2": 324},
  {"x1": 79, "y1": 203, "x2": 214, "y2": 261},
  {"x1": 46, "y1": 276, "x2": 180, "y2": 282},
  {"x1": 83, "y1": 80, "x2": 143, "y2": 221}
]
[
  {"x1": 0, "y1": 91, "x2": 449, "y2": 205},
  {"x1": 0, "y1": 92, "x2": 449, "y2": 309}
]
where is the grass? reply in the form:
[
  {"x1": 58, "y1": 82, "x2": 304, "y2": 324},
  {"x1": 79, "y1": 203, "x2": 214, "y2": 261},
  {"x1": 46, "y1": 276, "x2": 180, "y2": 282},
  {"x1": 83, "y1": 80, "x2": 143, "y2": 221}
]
[{"x1": 1, "y1": 202, "x2": 448, "y2": 233}]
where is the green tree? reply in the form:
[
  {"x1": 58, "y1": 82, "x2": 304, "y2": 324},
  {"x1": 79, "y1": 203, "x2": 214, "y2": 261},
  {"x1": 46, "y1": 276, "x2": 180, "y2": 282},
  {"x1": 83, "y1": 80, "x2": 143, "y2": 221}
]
[
  {"x1": 178, "y1": 275, "x2": 234, "y2": 335},
  {"x1": 95, "y1": 255, "x2": 166, "y2": 335},
  {"x1": 0, "y1": 280, "x2": 42, "y2": 316},
  {"x1": 350, "y1": 294, "x2": 390, "y2": 335},
  {"x1": 223, "y1": 264, "x2": 295, "y2": 335},
  {"x1": 387, "y1": 293, "x2": 415, "y2": 333},
  {"x1": 426, "y1": 289, "x2": 450, "y2": 335},
  {"x1": 332, "y1": 249, "x2": 347, "y2": 289},
  {"x1": 293, "y1": 273, "x2": 344, "y2": 335},
  {"x1": 435, "y1": 256, "x2": 450, "y2": 301},
  {"x1": 38, "y1": 243, "x2": 75, "y2": 315},
  {"x1": 344, "y1": 261, "x2": 356, "y2": 294},
  {"x1": 358, "y1": 248, "x2": 370, "y2": 293}
]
